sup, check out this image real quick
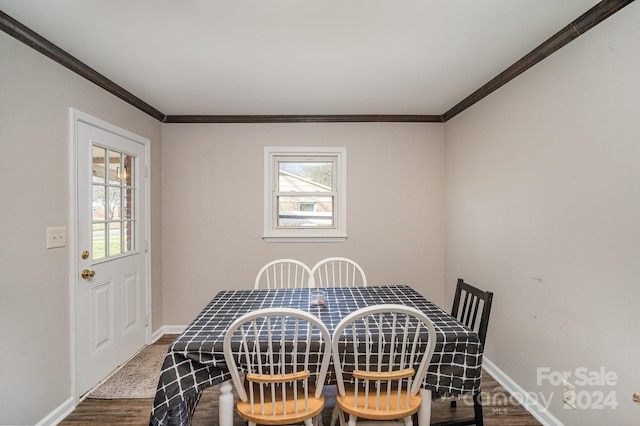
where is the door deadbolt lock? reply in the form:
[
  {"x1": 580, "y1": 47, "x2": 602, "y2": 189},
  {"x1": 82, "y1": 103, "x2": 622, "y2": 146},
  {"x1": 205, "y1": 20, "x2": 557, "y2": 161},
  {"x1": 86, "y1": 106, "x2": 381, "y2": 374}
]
[
  {"x1": 81, "y1": 250, "x2": 90, "y2": 260},
  {"x1": 81, "y1": 269, "x2": 96, "y2": 279}
]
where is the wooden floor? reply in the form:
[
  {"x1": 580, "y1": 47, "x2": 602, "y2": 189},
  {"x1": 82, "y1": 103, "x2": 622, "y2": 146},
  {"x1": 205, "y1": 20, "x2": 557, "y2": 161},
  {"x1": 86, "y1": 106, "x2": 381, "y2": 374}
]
[{"x1": 61, "y1": 335, "x2": 541, "y2": 426}]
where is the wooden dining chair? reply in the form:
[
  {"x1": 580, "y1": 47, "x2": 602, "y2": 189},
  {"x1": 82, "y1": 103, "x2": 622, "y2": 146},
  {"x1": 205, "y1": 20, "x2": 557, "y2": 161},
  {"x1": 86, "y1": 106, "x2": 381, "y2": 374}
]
[
  {"x1": 331, "y1": 304, "x2": 437, "y2": 426},
  {"x1": 223, "y1": 307, "x2": 332, "y2": 426},
  {"x1": 254, "y1": 259, "x2": 315, "y2": 289},
  {"x1": 432, "y1": 278, "x2": 494, "y2": 426},
  {"x1": 311, "y1": 257, "x2": 367, "y2": 288}
]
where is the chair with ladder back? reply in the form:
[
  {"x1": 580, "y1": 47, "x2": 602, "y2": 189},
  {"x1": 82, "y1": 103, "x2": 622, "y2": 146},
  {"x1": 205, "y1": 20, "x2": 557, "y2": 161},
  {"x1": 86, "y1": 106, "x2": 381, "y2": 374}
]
[{"x1": 431, "y1": 278, "x2": 494, "y2": 426}]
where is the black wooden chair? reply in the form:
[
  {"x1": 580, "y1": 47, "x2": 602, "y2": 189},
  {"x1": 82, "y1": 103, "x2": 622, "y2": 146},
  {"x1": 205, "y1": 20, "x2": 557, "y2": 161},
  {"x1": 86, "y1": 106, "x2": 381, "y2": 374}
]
[{"x1": 432, "y1": 278, "x2": 494, "y2": 426}]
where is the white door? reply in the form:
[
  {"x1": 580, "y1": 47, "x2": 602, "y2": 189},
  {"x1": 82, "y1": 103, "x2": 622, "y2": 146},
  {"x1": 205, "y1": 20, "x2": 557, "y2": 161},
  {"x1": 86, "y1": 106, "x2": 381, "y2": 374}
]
[{"x1": 76, "y1": 119, "x2": 148, "y2": 397}]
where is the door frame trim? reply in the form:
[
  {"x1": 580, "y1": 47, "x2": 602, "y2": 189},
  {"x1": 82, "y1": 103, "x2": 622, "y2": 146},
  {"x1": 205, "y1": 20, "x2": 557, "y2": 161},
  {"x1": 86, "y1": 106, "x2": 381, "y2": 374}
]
[{"x1": 68, "y1": 108, "x2": 151, "y2": 404}]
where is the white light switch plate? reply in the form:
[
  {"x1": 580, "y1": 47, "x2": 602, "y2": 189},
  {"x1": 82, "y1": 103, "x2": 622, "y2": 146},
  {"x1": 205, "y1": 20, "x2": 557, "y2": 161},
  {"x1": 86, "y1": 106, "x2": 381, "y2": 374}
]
[{"x1": 46, "y1": 226, "x2": 66, "y2": 248}]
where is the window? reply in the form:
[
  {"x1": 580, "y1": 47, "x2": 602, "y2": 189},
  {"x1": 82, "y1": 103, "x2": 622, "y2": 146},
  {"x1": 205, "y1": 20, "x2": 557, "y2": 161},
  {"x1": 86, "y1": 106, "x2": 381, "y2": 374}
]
[
  {"x1": 264, "y1": 147, "x2": 347, "y2": 242},
  {"x1": 91, "y1": 145, "x2": 137, "y2": 259}
]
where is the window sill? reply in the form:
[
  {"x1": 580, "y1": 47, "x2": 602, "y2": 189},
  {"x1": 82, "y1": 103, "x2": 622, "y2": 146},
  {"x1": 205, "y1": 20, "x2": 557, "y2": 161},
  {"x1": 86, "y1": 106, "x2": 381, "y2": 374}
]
[{"x1": 263, "y1": 236, "x2": 347, "y2": 243}]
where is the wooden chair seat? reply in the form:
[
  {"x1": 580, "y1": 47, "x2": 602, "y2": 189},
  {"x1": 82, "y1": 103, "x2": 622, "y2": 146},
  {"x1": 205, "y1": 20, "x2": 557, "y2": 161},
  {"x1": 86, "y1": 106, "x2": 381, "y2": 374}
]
[
  {"x1": 237, "y1": 385, "x2": 325, "y2": 425},
  {"x1": 337, "y1": 387, "x2": 421, "y2": 421}
]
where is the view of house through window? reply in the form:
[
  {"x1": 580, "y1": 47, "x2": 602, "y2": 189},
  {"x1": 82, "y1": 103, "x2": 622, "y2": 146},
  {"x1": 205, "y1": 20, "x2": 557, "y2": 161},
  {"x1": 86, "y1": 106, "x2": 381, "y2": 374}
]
[
  {"x1": 277, "y1": 161, "x2": 334, "y2": 227},
  {"x1": 92, "y1": 145, "x2": 136, "y2": 259},
  {"x1": 264, "y1": 147, "x2": 347, "y2": 241}
]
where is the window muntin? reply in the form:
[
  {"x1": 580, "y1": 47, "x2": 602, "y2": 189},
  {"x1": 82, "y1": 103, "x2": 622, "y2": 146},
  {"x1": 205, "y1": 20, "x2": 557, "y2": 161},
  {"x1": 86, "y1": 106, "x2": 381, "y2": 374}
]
[{"x1": 264, "y1": 147, "x2": 346, "y2": 242}]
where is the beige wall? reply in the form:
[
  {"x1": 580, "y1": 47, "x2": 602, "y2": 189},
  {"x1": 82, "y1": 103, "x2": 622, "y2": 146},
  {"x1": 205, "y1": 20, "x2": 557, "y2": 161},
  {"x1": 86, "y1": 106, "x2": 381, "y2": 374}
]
[
  {"x1": 0, "y1": 33, "x2": 163, "y2": 425},
  {"x1": 161, "y1": 122, "x2": 445, "y2": 324},
  {"x1": 444, "y1": 3, "x2": 640, "y2": 424}
]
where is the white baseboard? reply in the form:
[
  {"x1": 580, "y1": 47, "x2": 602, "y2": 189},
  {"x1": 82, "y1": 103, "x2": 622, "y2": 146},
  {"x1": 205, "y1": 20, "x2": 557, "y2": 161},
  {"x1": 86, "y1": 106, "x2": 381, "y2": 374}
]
[
  {"x1": 483, "y1": 357, "x2": 563, "y2": 426},
  {"x1": 35, "y1": 397, "x2": 74, "y2": 426},
  {"x1": 152, "y1": 325, "x2": 187, "y2": 342}
]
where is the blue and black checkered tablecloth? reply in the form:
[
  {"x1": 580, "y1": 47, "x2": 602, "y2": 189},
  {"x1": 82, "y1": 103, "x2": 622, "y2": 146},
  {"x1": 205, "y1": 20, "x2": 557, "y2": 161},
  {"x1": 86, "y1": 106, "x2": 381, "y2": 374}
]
[{"x1": 149, "y1": 285, "x2": 483, "y2": 425}]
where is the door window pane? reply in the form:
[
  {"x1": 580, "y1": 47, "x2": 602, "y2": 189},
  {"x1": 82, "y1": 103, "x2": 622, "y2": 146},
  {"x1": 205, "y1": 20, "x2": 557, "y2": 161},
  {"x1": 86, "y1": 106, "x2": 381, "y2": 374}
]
[
  {"x1": 92, "y1": 185, "x2": 106, "y2": 221},
  {"x1": 108, "y1": 151, "x2": 122, "y2": 185},
  {"x1": 92, "y1": 223, "x2": 106, "y2": 260},
  {"x1": 124, "y1": 220, "x2": 134, "y2": 252},
  {"x1": 124, "y1": 154, "x2": 134, "y2": 187},
  {"x1": 123, "y1": 188, "x2": 134, "y2": 219},
  {"x1": 109, "y1": 188, "x2": 122, "y2": 220},
  {"x1": 92, "y1": 146, "x2": 106, "y2": 184},
  {"x1": 108, "y1": 222, "x2": 122, "y2": 257}
]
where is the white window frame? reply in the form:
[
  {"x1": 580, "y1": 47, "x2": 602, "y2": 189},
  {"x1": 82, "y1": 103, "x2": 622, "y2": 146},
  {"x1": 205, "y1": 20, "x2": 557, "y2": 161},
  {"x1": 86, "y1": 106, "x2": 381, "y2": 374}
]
[{"x1": 264, "y1": 146, "x2": 347, "y2": 242}]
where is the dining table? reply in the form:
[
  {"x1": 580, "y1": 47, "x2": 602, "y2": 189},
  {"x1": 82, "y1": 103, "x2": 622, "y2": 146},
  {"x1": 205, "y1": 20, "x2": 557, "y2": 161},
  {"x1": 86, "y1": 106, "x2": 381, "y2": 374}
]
[{"x1": 149, "y1": 285, "x2": 483, "y2": 426}]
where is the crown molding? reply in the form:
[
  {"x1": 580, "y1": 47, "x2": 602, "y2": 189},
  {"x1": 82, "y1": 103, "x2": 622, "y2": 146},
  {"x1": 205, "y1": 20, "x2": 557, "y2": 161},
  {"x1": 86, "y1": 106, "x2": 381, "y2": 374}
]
[{"x1": 163, "y1": 114, "x2": 443, "y2": 123}]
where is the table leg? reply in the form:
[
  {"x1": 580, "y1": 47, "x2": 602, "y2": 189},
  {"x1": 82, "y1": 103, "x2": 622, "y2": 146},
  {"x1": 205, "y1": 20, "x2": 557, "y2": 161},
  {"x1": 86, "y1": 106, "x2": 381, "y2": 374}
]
[
  {"x1": 418, "y1": 388, "x2": 432, "y2": 425},
  {"x1": 219, "y1": 380, "x2": 234, "y2": 426}
]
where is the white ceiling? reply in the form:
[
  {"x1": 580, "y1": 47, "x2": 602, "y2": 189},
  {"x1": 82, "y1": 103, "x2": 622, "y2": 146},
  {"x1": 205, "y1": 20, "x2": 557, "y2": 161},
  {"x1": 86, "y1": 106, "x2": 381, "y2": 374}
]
[{"x1": 1, "y1": 0, "x2": 601, "y2": 116}]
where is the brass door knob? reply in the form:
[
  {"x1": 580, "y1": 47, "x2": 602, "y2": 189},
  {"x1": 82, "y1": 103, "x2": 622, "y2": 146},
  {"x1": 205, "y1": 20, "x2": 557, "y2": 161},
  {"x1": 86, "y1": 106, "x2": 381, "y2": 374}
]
[{"x1": 81, "y1": 269, "x2": 96, "y2": 279}]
